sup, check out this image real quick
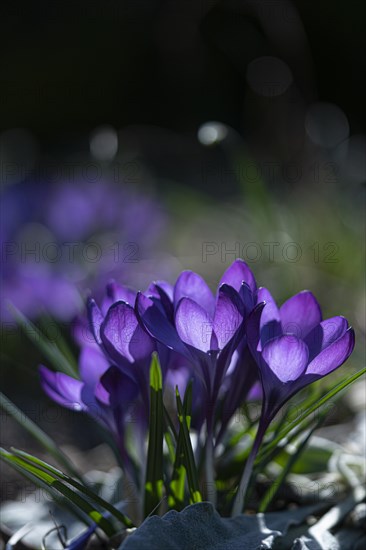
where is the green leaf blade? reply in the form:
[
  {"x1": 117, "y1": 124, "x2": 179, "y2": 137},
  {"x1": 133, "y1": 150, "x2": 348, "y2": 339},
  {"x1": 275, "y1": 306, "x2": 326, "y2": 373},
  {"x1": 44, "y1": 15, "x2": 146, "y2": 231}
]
[
  {"x1": 10, "y1": 448, "x2": 134, "y2": 528},
  {"x1": 0, "y1": 449, "x2": 115, "y2": 536},
  {"x1": 144, "y1": 353, "x2": 164, "y2": 517},
  {"x1": 0, "y1": 392, "x2": 82, "y2": 481},
  {"x1": 175, "y1": 384, "x2": 202, "y2": 504},
  {"x1": 256, "y1": 367, "x2": 366, "y2": 466}
]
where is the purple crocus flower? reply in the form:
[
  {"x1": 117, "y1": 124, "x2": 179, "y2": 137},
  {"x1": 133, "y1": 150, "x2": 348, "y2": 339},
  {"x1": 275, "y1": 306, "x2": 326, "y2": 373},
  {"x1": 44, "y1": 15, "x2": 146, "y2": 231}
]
[
  {"x1": 136, "y1": 270, "x2": 246, "y2": 432},
  {"x1": 88, "y1": 281, "x2": 204, "y2": 428},
  {"x1": 136, "y1": 263, "x2": 260, "y2": 504},
  {"x1": 214, "y1": 260, "x2": 260, "y2": 441},
  {"x1": 248, "y1": 288, "x2": 355, "y2": 420},
  {"x1": 41, "y1": 280, "x2": 156, "y2": 477},
  {"x1": 219, "y1": 258, "x2": 257, "y2": 309},
  {"x1": 37, "y1": 260, "x2": 355, "y2": 515},
  {"x1": 135, "y1": 261, "x2": 264, "y2": 436},
  {"x1": 39, "y1": 345, "x2": 140, "y2": 473},
  {"x1": 232, "y1": 287, "x2": 355, "y2": 515},
  {"x1": 40, "y1": 277, "x2": 205, "y2": 475},
  {"x1": 87, "y1": 285, "x2": 156, "y2": 411}
]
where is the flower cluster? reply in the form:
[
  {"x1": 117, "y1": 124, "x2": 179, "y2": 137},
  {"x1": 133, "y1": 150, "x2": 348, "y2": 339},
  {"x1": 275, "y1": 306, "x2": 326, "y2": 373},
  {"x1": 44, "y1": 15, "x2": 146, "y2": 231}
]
[{"x1": 40, "y1": 259, "x2": 355, "y2": 493}]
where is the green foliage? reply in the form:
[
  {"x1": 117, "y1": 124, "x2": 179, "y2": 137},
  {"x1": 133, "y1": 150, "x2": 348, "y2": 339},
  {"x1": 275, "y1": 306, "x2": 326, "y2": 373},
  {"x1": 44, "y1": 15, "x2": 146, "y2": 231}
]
[
  {"x1": 256, "y1": 367, "x2": 366, "y2": 467},
  {"x1": 2, "y1": 303, "x2": 364, "y2": 543},
  {"x1": 175, "y1": 383, "x2": 202, "y2": 505},
  {"x1": 144, "y1": 353, "x2": 164, "y2": 516},
  {"x1": 0, "y1": 448, "x2": 117, "y2": 536}
]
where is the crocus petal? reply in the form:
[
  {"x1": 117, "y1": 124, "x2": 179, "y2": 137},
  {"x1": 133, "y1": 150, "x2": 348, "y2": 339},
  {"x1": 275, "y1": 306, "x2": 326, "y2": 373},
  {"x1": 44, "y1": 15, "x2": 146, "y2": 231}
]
[
  {"x1": 280, "y1": 291, "x2": 322, "y2": 339},
  {"x1": 100, "y1": 366, "x2": 139, "y2": 408},
  {"x1": 101, "y1": 283, "x2": 137, "y2": 315},
  {"x1": 129, "y1": 327, "x2": 156, "y2": 362},
  {"x1": 101, "y1": 302, "x2": 136, "y2": 363},
  {"x1": 218, "y1": 345, "x2": 259, "y2": 438},
  {"x1": 72, "y1": 315, "x2": 98, "y2": 349},
  {"x1": 146, "y1": 281, "x2": 174, "y2": 319},
  {"x1": 101, "y1": 301, "x2": 154, "y2": 363},
  {"x1": 147, "y1": 280, "x2": 174, "y2": 302},
  {"x1": 87, "y1": 298, "x2": 104, "y2": 344},
  {"x1": 304, "y1": 316, "x2": 349, "y2": 361},
  {"x1": 136, "y1": 292, "x2": 190, "y2": 358},
  {"x1": 248, "y1": 381, "x2": 262, "y2": 400},
  {"x1": 79, "y1": 345, "x2": 110, "y2": 387},
  {"x1": 261, "y1": 335, "x2": 309, "y2": 383},
  {"x1": 213, "y1": 285, "x2": 243, "y2": 349},
  {"x1": 219, "y1": 259, "x2": 257, "y2": 293},
  {"x1": 239, "y1": 282, "x2": 255, "y2": 314},
  {"x1": 246, "y1": 302, "x2": 267, "y2": 357},
  {"x1": 164, "y1": 364, "x2": 191, "y2": 396},
  {"x1": 175, "y1": 297, "x2": 213, "y2": 353},
  {"x1": 306, "y1": 327, "x2": 355, "y2": 376},
  {"x1": 39, "y1": 366, "x2": 85, "y2": 410},
  {"x1": 108, "y1": 281, "x2": 136, "y2": 304},
  {"x1": 174, "y1": 271, "x2": 215, "y2": 317},
  {"x1": 93, "y1": 380, "x2": 110, "y2": 406},
  {"x1": 257, "y1": 287, "x2": 282, "y2": 349}
]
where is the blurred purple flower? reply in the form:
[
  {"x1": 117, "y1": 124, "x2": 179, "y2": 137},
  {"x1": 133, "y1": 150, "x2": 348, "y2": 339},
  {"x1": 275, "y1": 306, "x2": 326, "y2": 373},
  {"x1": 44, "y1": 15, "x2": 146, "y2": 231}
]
[{"x1": 1, "y1": 179, "x2": 166, "y2": 321}]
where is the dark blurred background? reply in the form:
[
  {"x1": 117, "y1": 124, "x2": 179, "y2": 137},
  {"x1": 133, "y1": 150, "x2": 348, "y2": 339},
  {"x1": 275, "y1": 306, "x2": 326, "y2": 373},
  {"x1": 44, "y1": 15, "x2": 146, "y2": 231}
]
[
  {"x1": 1, "y1": 0, "x2": 365, "y2": 135},
  {"x1": 1, "y1": 0, "x2": 365, "y2": 513},
  {"x1": 1, "y1": 0, "x2": 365, "y2": 316}
]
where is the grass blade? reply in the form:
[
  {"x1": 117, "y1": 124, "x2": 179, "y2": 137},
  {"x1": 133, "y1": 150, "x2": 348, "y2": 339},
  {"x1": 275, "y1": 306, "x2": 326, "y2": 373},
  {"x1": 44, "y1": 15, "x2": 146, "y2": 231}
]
[
  {"x1": 168, "y1": 382, "x2": 193, "y2": 509},
  {"x1": 176, "y1": 384, "x2": 202, "y2": 504},
  {"x1": 8, "y1": 304, "x2": 78, "y2": 378},
  {"x1": 256, "y1": 367, "x2": 366, "y2": 465},
  {"x1": 258, "y1": 414, "x2": 327, "y2": 512},
  {"x1": 39, "y1": 312, "x2": 79, "y2": 373},
  {"x1": 0, "y1": 392, "x2": 82, "y2": 481},
  {"x1": 0, "y1": 449, "x2": 116, "y2": 535},
  {"x1": 144, "y1": 353, "x2": 164, "y2": 517},
  {"x1": 164, "y1": 423, "x2": 176, "y2": 465},
  {"x1": 0, "y1": 452, "x2": 89, "y2": 526},
  {"x1": 10, "y1": 448, "x2": 134, "y2": 528}
]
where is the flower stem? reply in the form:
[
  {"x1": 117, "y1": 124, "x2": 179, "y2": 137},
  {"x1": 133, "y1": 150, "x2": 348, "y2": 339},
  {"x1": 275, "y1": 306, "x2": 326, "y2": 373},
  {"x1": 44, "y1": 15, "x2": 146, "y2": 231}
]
[
  {"x1": 205, "y1": 431, "x2": 216, "y2": 505},
  {"x1": 205, "y1": 412, "x2": 217, "y2": 506},
  {"x1": 231, "y1": 417, "x2": 268, "y2": 516}
]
